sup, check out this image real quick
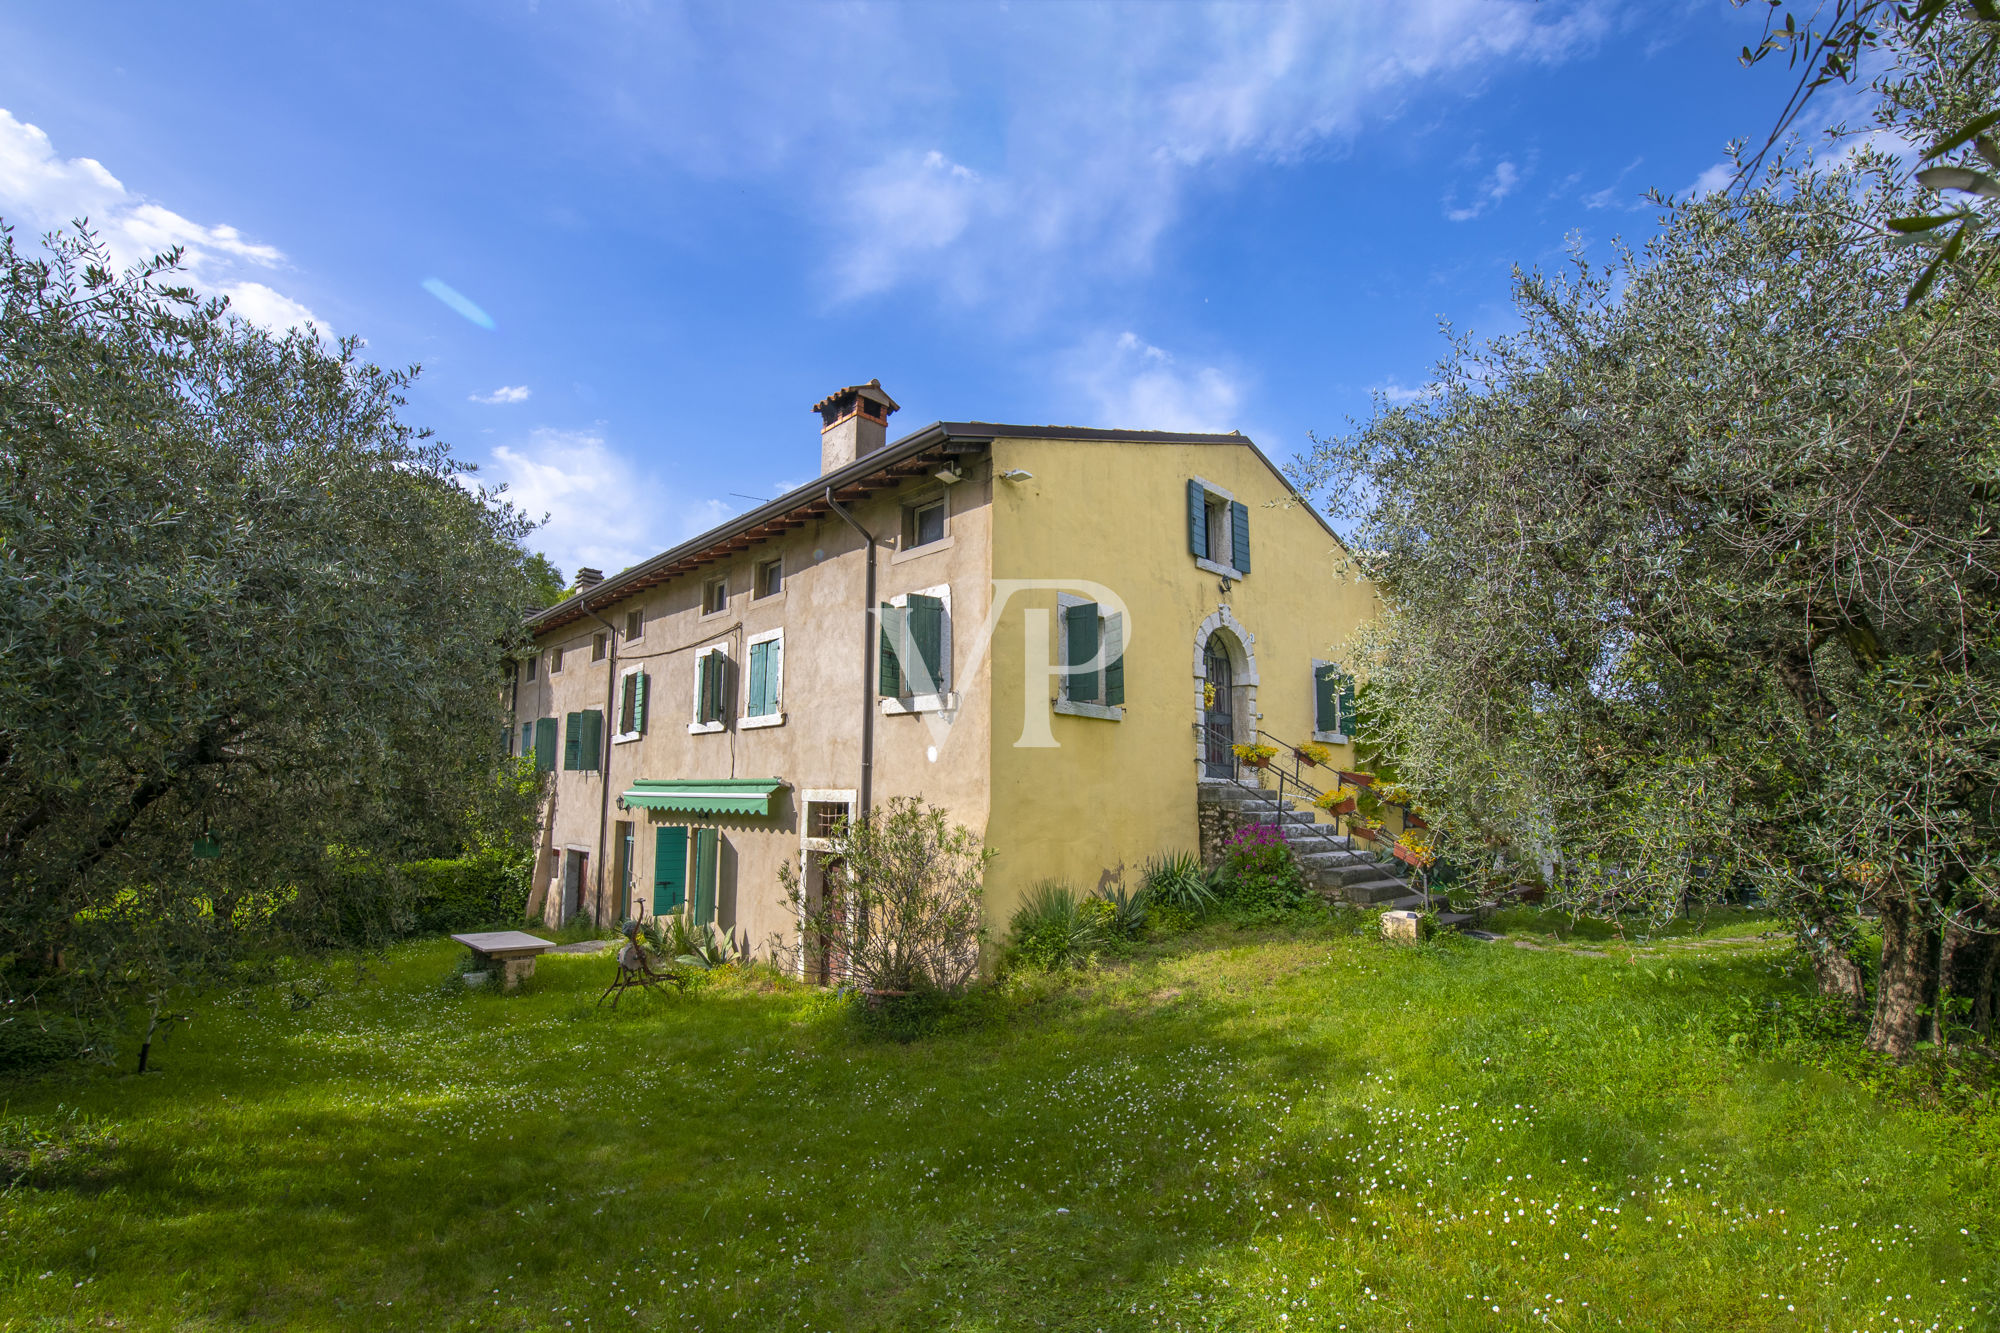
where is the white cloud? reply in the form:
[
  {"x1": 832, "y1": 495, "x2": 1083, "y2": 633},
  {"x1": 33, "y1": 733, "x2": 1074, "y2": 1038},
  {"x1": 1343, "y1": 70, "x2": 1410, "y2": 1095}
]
[
  {"x1": 571, "y1": 3, "x2": 1609, "y2": 310},
  {"x1": 472, "y1": 385, "x2": 533, "y2": 405},
  {"x1": 1583, "y1": 155, "x2": 1647, "y2": 210},
  {"x1": 1683, "y1": 160, "x2": 1735, "y2": 200},
  {"x1": 1068, "y1": 331, "x2": 1242, "y2": 434},
  {"x1": 486, "y1": 426, "x2": 731, "y2": 578},
  {"x1": 0, "y1": 108, "x2": 323, "y2": 333},
  {"x1": 1446, "y1": 159, "x2": 1521, "y2": 221},
  {"x1": 1375, "y1": 379, "x2": 1438, "y2": 405}
]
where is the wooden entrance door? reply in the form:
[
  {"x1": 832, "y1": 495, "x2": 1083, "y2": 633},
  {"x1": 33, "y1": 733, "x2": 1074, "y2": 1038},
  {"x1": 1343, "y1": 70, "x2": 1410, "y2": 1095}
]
[{"x1": 1204, "y1": 638, "x2": 1235, "y2": 778}]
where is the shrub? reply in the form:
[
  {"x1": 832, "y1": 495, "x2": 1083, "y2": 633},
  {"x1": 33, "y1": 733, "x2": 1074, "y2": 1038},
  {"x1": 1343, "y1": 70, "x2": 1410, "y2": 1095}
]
[
  {"x1": 1214, "y1": 823, "x2": 1312, "y2": 921},
  {"x1": 1142, "y1": 851, "x2": 1216, "y2": 914},
  {"x1": 0, "y1": 1012, "x2": 102, "y2": 1076},
  {"x1": 404, "y1": 849, "x2": 530, "y2": 935},
  {"x1": 776, "y1": 796, "x2": 990, "y2": 995},
  {"x1": 1006, "y1": 881, "x2": 1103, "y2": 971}
]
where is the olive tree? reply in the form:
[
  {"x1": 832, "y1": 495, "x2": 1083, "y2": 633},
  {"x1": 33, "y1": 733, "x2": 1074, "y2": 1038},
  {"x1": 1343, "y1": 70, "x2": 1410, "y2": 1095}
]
[
  {"x1": 0, "y1": 225, "x2": 544, "y2": 1037},
  {"x1": 1298, "y1": 112, "x2": 1999, "y2": 1057}
]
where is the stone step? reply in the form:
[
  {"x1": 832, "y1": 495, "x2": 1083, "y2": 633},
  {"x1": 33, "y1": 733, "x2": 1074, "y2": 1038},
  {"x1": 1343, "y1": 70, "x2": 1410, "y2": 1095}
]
[
  {"x1": 1389, "y1": 892, "x2": 1448, "y2": 911},
  {"x1": 1341, "y1": 877, "x2": 1412, "y2": 905},
  {"x1": 1437, "y1": 912, "x2": 1475, "y2": 929}
]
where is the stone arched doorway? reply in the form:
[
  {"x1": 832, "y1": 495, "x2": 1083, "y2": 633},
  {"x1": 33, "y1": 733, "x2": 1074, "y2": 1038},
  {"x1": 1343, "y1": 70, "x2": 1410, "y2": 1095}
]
[{"x1": 1193, "y1": 610, "x2": 1259, "y2": 780}]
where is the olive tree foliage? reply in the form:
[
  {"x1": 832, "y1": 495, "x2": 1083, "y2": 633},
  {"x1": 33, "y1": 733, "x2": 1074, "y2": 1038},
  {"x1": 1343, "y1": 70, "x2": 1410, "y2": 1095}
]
[
  {"x1": 0, "y1": 225, "x2": 545, "y2": 1031},
  {"x1": 774, "y1": 797, "x2": 991, "y2": 995},
  {"x1": 1296, "y1": 40, "x2": 2000, "y2": 1059}
]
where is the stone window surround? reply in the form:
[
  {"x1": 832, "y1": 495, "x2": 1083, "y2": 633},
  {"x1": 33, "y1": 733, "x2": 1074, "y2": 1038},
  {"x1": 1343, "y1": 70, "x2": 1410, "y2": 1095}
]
[
  {"x1": 880, "y1": 581, "x2": 957, "y2": 715},
  {"x1": 1189, "y1": 474, "x2": 1246, "y2": 581},
  {"x1": 1311, "y1": 656, "x2": 1350, "y2": 745},
  {"x1": 742, "y1": 627, "x2": 786, "y2": 730},
  {"x1": 1053, "y1": 591, "x2": 1123, "y2": 722},
  {"x1": 612, "y1": 662, "x2": 647, "y2": 745},
  {"x1": 1193, "y1": 606, "x2": 1260, "y2": 771},
  {"x1": 689, "y1": 642, "x2": 729, "y2": 734}
]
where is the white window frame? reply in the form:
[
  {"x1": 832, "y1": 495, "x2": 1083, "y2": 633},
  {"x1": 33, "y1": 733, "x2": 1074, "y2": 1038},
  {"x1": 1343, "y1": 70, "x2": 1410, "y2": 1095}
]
[
  {"x1": 879, "y1": 581, "x2": 957, "y2": 715},
  {"x1": 753, "y1": 557, "x2": 784, "y2": 601},
  {"x1": 1311, "y1": 657, "x2": 1350, "y2": 744},
  {"x1": 613, "y1": 663, "x2": 647, "y2": 744},
  {"x1": 1053, "y1": 591, "x2": 1123, "y2": 722},
  {"x1": 700, "y1": 576, "x2": 729, "y2": 618},
  {"x1": 741, "y1": 628, "x2": 786, "y2": 729},
  {"x1": 1190, "y1": 474, "x2": 1245, "y2": 580},
  {"x1": 689, "y1": 643, "x2": 729, "y2": 734}
]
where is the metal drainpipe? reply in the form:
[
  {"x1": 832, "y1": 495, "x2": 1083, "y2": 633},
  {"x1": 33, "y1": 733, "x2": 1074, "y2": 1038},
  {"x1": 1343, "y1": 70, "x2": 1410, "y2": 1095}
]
[
  {"x1": 825, "y1": 488, "x2": 876, "y2": 823},
  {"x1": 579, "y1": 598, "x2": 621, "y2": 925}
]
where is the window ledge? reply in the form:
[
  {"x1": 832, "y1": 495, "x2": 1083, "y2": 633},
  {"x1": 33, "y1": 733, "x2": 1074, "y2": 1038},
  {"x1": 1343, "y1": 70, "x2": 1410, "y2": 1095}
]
[
  {"x1": 882, "y1": 691, "x2": 959, "y2": 715},
  {"x1": 1055, "y1": 699, "x2": 1124, "y2": 722},
  {"x1": 1312, "y1": 729, "x2": 1349, "y2": 745},
  {"x1": 687, "y1": 720, "x2": 726, "y2": 735},
  {"x1": 1195, "y1": 556, "x2": 1245, "y2": 580},
  {"x1": 612, "y1": 730, "x2": 644, "y2": 745},
  {"x1": 740, "y1": 712, "x2": 786, "y2": 730},
  {"x1": 892, "y1": 535, "x2": 955, "y2": 564}
]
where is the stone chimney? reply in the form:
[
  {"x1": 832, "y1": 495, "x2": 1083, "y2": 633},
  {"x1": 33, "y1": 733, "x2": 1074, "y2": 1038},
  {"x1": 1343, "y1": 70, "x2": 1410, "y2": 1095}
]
[
  {"x1": 814, "y1": 379, "x2": 900, "y2": 474},
  {"x1": 575, "y1": 567, "x2": 603, "y2": 590}
]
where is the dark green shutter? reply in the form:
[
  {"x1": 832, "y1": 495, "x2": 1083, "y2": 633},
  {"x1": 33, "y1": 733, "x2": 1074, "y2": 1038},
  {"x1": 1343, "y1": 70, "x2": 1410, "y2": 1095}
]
[
  {"x1": 747, "y1": 640, "x2": 771, "y2": 716},
  {"x1": 1338, "y1": 676, "x2": 1358, "y2": 739},
  {"x1": 562, "y1": 712, "x2": 581, "y2": 770},
  {"x1": 579, "y1": 710, "x2": 602, "y2": 770},
  {"x1": 1315, "y1": 663, "x2": 1341, "y2": 734},
  {"x1": 692, "y1": 827, "x2": 719, "y2": 925},
  {"x1": 1187, "y1": 479, "x2": 1208, "y2": 559},
  {"x1": 1103, "y1": 611, "x2": 1124, "y2": 707},
  {"x1": 907, "y1": 594, "x2": 945, "y2": 694},
  {"x1": 698, "y1": 653, "x2": 726, "y2": 724},
  {"x1": 535, "y1": 717, "x2": 557, "y2": 772},
  {"x1": 878, "y1": 603, "x2": 904, "y2": 697},
  {"x1": 636, "y1": 671, "x2": 650, "y2": 734},
  {"x1": 520, "y1": 721, "x2": 533, "y2": 757},
  {"x1": 1230, "y1": 500, "x2": 1251, "y2": 574},
  {"x1": 653, "y1": 826, "x2": 688, "y2": 914},
  {"x1": 1065, "y1": 601, "x2": 1098, "y2": 703},
  {"x1": 619, "y1": 673, "x2": 638, "y2": 733}
]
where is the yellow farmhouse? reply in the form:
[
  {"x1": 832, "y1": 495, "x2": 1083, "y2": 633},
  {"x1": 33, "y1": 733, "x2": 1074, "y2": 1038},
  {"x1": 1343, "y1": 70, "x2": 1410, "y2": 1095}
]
[{"x1": 515, "y1": 381, "x2": 1398, "y2": 966}]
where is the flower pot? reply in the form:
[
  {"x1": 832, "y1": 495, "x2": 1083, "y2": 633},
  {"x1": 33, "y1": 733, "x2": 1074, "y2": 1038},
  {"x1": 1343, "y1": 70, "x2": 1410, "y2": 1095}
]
[
  {"x1": 1333, "y1": 798, "x2": 1357, "y2": 814},
  {"x1": 1245, "y1": 756, "x2": 1271, "y2": 769},
  {"x1": 1339, "y1": 771, "x2": 1373, "y2": 788},
  {"x1": 1404, "y1": 814, "x2": 1428, "y2": 830}
]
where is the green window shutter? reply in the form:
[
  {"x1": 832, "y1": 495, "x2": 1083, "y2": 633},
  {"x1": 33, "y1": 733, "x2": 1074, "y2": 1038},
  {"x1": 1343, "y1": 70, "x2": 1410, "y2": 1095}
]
[
  {"x1": 1187, "y1": 479, "x2": 1208, "y2": 559},
  {"x1": 520, "y1": 721, "x2": 533, "y2": 757},
  {"x1": 1315, "y1": 663, "x2": 1341, "y2": 733},
  {"x1": 1064, "y1": 601, "x2": 1098, "y2": 703},
  {"x1": 692, "y1": 827, "x2": 719, "y2": 925},
  {"x1": 747, "y1": 640, "x2": 771, "y2": 717},
  {"x1": 588, "y1": 709, "x2": 605, "y2": 769},
  {"x1": 1230, "y1": 500, "x2": 1251, "y2": 574},
  {"x1": 878, "y1": 603, "x2": 904, "y2": 697},
  {"x1": 636, "y1": 671, "x2": 650, "y2": 734},
  {"x1": 1103, "y1": 611, "x2": 1124, "y2": 707},
  {"x1": 907, "y1": 594, "x2": 945, "y2": 694},
  {"x1": 535, "y1": 717, "x2": 557, "y2": 772},
  {"x1": 562, "y1": 712, "x2": 581, "y2": 770},
  {"x1": 1338, "y1": 676, "x2": 1358, "y2": 739},
  {"x1": 697, "y1": 652, "x2": 728, "y2": 724},
  {"x1": 763, "y1": 640, "x2": 780, "y2": 713},
  {"x1": 619, "y1": 673, "x2": 638, "y2": 733},
  {"x1": 653, "y1": 826, "x2": 688, "y2": 914}
]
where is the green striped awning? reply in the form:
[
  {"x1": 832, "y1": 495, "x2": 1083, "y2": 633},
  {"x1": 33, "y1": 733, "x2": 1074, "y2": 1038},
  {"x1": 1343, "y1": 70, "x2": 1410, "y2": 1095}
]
[{"x1": 617, "y1": 779, "x2": 786, "y2": 817}]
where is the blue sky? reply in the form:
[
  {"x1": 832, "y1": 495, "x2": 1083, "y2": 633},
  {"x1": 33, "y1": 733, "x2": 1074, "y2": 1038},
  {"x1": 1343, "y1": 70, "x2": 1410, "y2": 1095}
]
[{"x1": 0, "y1": 1, "x2": 1791, "y2": 579}]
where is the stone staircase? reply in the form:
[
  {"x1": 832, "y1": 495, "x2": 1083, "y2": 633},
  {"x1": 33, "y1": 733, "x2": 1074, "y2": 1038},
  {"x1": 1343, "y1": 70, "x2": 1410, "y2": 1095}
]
[{"x1": 1198, "y1": 778, "x2": 1470, "y2": 924}]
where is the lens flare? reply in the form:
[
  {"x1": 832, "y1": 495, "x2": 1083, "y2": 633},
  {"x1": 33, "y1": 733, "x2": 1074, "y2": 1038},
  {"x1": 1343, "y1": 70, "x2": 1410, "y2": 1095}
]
[{"x1": 421, "y1": 277, "x2": 495, "y2": 329}]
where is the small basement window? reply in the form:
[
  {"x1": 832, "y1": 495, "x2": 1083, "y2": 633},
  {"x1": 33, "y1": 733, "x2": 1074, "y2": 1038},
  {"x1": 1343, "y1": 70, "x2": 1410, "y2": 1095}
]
[
  {"x1": 625, "y1": 607, "x2": 643, "y2": 640},
  {"x1": 703, "y1": 578, "x2": 728, "y2": 615},
  {"x1": 592, "y1": 632, "x2": 607, "y2": 662},
  {"x1": 527, "y1": 655, "x2": 538, "y2": 681},
  {"x1": 807, "y1": 800, "x2": 850, "y2": 841},
  {"x1": 550, "y1": 646, "x2": 564, "y2": 673}
]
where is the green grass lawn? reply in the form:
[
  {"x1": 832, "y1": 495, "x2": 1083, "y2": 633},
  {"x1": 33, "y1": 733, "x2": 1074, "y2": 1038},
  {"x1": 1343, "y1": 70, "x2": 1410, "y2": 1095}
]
[{"x1": 2, "y1": 911, "x2": 1994, "y2": 1331}]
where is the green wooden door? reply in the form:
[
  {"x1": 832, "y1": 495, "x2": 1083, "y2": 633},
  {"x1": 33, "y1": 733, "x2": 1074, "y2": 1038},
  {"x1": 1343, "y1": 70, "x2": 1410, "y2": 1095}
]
[
  {"x1": 692, "y1": 828, "x2": 719, "y2": 925},
  {"x1": 653, "y1": 826, "x2": 688, "y2": 915}
]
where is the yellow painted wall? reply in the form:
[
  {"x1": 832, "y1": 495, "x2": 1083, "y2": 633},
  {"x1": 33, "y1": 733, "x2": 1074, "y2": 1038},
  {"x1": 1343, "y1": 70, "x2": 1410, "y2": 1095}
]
[{"x1": 983, "y1": 435, "x2": 1379, "y2": 934}]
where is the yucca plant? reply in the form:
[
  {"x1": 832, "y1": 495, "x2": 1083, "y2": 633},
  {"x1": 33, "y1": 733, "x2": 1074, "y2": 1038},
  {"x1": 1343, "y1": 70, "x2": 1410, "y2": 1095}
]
[
  {"x1": 1091, "y1": 881, "x2": 1150, "y2": 939},
  {"x1": 1006, "y1": 881, "x2": 1102, "y2": 970},
  {"x1": 1141, "y1": 850, "x2": 1216, "y2": 913}
]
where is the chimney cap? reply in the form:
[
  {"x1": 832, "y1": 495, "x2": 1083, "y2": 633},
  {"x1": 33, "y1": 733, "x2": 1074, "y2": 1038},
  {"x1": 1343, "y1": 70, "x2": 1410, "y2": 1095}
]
[
  {"x1": 575, "y1": 567, "x2": 604, "y2": 588},
  {"x1": 812, "y1": 377, "x2": 900, "y2": 416}
]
